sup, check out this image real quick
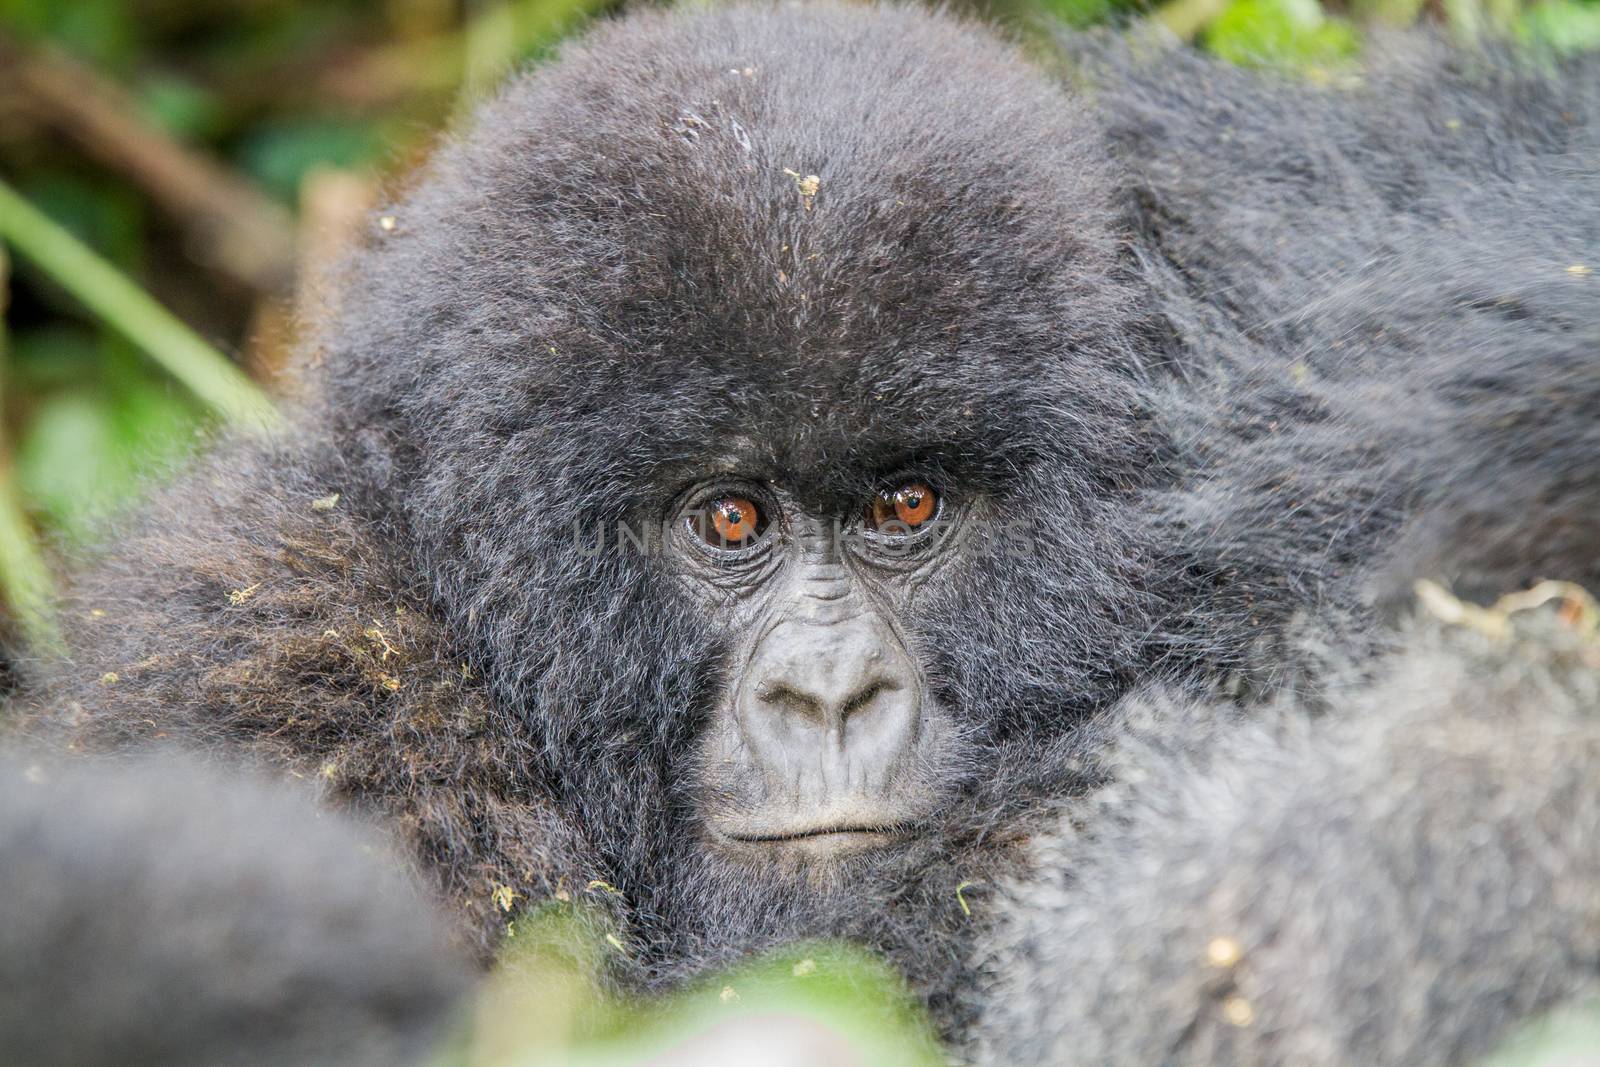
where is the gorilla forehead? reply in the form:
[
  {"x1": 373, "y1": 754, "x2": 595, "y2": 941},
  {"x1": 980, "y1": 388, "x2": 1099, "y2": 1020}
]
[
  {"x1": 327, "y1": 1, "x2": 1137, "y2": 486},
  {"x1": 458, "y1": 0, "x2": 1120, "y2": 334}
]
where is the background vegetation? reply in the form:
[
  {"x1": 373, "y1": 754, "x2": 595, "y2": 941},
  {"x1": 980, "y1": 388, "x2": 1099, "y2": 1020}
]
[{"x1": 1, "y1": 0, "x2": 1598, "y2": 1061}]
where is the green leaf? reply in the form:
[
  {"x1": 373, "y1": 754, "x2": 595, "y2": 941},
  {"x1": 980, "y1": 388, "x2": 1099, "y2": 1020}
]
[
  {"x1": 1477, "y1": 1002, "x2": 1600, "y2": 1067},
  {"x1": 1206, "y1": 0, "x2": 1360, "y2": 68},
  {"x1": 7, "y1": 331, "x2": 203, "y2": 545},
  {"x1": 235, "y1": 119, "x2": 388, "y2": 203},
  {"x1": 137, "y1": 74, "x2": 226, "y2": 141},
  {"x1": 15, "y1": 391, "x2": 123, "y2": 541},
  {"x1": 15, "y1": 378, "x2": 199, "y2": 543},
  {"x1": 0, "y1": 245, "x2": 59, "y2": 651},
  {"x1": 13, "y1": 174, "x2": 145, "y2": 279},
  {"x1": 0, "y1": 0, "x2": 135, "y2": 67},
  {"x1": 467, "y1": 906, "x2": 943, "y2": 1067},
  {"x1": 1517, "y1": 0, "x2": 1600, "y2": 52},
  {"x1": 1042, "y1": 0, "x2": 1123, "y2": 28}
]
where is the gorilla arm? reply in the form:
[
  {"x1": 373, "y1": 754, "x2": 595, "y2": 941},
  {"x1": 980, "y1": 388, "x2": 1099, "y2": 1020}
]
[{"x1": 978, "y1": 601, "x2": 1600, "y2": 1067}]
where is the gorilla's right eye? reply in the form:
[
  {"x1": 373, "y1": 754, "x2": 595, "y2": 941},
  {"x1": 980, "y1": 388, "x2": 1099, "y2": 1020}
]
[
  {"x1": 866, "y1": 481, "x2": 940, "y2": 537},
  {"x1": 688, "y1": 495, "x2": 768, "y2": 549}
]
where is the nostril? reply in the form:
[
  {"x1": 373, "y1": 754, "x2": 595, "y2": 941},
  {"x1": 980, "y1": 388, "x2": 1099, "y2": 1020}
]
[
  {"x1": 755, "y1": 677, "x2": 905, "y2": 726},
  {"x1": 757, "y1": 684, "x2": 825, "y2": 723},
  {"x1": 841, "y1": 678, "x2": 901, "y2": 719}
]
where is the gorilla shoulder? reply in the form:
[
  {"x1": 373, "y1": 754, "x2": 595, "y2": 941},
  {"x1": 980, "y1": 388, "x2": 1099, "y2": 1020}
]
[{"x1": 16, "y1": 437, "x2": 596, "y2": 957}]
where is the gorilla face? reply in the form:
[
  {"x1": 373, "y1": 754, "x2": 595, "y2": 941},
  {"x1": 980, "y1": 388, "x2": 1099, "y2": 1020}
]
[
  {"x1": 677, "y1": 474, "x2": 959, "y2": 858},
  {"x1": 317, "y1": 2, "x2": 1165, "y2": 932},
  {"x1": 562, "y1": 377, "x2": 1111, "y2": 880}
]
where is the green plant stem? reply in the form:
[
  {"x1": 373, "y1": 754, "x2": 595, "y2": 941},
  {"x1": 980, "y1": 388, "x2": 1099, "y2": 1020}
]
[
  {"x1": 0, "y1": 465, "x2": 60, "y2": 654},
  {"x1": 0, "y1": 245, "x2": 61, "y2": 653},
  {"x1": 0, "y1": 179, "x2": 278, "y2": 429}
]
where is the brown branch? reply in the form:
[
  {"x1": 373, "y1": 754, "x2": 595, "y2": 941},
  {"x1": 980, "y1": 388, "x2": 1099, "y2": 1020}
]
[{"x1": 0, "y1": 32, "x2": 296, "y2": 295}]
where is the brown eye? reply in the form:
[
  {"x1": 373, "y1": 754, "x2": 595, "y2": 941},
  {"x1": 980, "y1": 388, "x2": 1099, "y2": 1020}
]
[
  {"x1": 867, "y1": 481, "x2": 939, "y2": 533},
  {"x1": 696, "y1": 496, "x2": 764, "y2": 546}
]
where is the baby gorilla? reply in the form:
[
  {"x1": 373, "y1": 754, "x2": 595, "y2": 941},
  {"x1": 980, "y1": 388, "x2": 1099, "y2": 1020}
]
[
  {"x1": 0, "y1": 751, "x2": 469, "y2": 1066},
  {"x1": 11, "y1": 0, "x2": 1600, "y2": 1055},
  {"x1": 22, "y1": 3, "x2": 1149, "y2": 1027}
]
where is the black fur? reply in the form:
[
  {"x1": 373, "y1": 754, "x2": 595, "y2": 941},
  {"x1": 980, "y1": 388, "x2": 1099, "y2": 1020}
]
[
  {"x1": 977, "y1": 601, "x2": 1600, "y2": 1067},
  {"x1": 12, "y1": 0, "x2": 1600, "y2": 1050},
  {"x1": 0, "y1": 750, "x2": 470, "y2": 1066}
]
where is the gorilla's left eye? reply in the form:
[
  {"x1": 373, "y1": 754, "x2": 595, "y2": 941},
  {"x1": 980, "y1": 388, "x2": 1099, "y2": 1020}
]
[
  {"x1": 689, "y1": 494, "x2": 768, "y2": 549},
  {"x1": 866, "y1": 481, "x2": 940, "y2": 535}
]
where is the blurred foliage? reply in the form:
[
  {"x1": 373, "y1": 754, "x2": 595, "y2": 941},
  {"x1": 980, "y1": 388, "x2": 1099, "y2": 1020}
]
[
  {"x1": 1206, "y1": 0, "x2": 1360, "y2": 67},
  {"x1": 438, "y1": 904, "x2": 945, "y2": 1066},
  {"x1": 0, "y1": 0, "x2": 611, "y2": 649},
  {"x1": 429, "y1": 903, "x2": 1600, "y2": 1067}
]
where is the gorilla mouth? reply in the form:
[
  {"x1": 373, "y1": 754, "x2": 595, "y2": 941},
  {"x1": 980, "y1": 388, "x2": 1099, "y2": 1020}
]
[
  {"x1": 726, "y1": 825, "x2": 915, "y2": 857},
  {"x1": 726, "y1": 825, "x2": 902, "y2": 844}
]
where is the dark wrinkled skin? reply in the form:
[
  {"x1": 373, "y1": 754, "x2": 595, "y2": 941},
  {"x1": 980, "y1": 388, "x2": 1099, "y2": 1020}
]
[{"x1": 12, "y1": 0, "x2": 1599, "y2": 1050}]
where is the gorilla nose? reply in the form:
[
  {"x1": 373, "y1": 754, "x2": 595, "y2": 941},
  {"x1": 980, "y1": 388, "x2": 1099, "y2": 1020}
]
[
  {"x1": 758, "y1": 673, "x2": 904, "y2": 730},
  {"x1": 717, "y1": 605, "x2": 935, "y2": 848},
  {"x1": 745, "y1": 613, "x2": 921, "y2": 743}
]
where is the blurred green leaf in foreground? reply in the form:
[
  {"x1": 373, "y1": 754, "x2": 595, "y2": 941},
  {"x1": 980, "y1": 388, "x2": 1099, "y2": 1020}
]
[{"x1": 441, "y1": 904, "x2": 944, "y2": 1067}]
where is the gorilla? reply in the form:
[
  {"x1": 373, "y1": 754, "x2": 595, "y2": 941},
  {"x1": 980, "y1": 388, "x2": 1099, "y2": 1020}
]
[
  {"x1": 0, "y1": 751, "x2": 470, "y2": 1066},
  {"x1": 7, "y1": 0, "x2": 1599, "y2": 1059}
]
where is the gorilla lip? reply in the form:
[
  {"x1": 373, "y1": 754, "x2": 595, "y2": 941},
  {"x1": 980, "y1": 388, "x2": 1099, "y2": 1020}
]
[{"x1": 724, "y1": 823, "x2": 906, "y2": 844}]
